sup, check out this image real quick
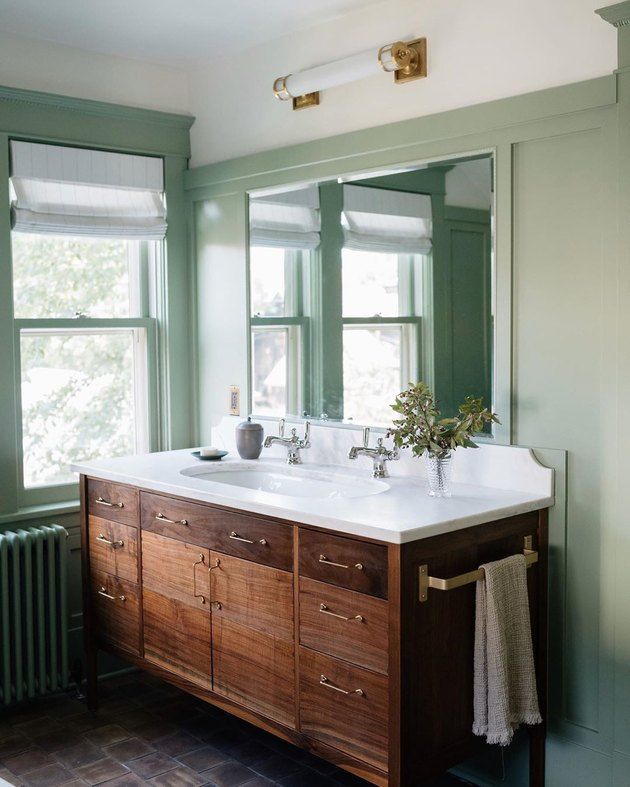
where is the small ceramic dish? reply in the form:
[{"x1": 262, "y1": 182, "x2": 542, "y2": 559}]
[{"x1": 191, "y1": 450, "x2": 228, "y2": 461}]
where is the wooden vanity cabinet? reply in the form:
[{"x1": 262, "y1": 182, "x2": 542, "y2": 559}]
[{"x1": 80, "y1": 475, "x2": 548, "y2": 787}]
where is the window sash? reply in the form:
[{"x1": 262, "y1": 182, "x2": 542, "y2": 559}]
[{"x1": 14, "y1": 316, "x2": 158, "y2": 506}]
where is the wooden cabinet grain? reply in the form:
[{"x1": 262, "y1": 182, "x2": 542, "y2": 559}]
[
  {"x1": 81, "y1": 475, "x2": 548, "y2": 787},
  {"x1": 141, "y1": 530, "x2": 212, "y2": 688}
]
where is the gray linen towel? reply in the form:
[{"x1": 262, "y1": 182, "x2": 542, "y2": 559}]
[{"x1": 473, "y1": 553, "x2": 542, "y2": 745}]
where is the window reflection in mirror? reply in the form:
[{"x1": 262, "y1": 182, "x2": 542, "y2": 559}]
[{"x1": 248, "y1": 154, "x2": 493, "y2": 431}]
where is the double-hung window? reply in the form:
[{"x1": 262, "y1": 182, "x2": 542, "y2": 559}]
[
  {"x1": 340, "y1": 184, "x2": 432, "y2": 426},
  {"x1": 9, "y1": 141, "x2": 166, "y2": 504},
  {"x1": 249, "y1": 186, "x2": 319, "y2": 417}
]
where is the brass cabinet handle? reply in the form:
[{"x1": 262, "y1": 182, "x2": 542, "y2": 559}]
[
  {"x1": 230, "y1": 531, "x2": 267, "y2": 546},
  {"x1": 96, "y1": 533, "x2": 124, "y2": 548},
  {"x1": 319, "y1": 674, "x2": 363, "y2": 696},
  {"x1": 156, "y1": 512, "x2": 188, "y2": 526},
  {"x1": 208, "y1": 559, "x2": 222, "y2": 609},
  {"x1": 193, "y1": 554, "x2": 206, "y2": 604},
  {"x1": 319, "y1": 554, "x2": 364, "y2": 571},
  {"x1": 96, "y1": 496, "x2": 124, "y2": 508},
  {"x1": 98, "y1": 586, "x2": 126, "y2": 602},
  {"x1": 319, "y1": 603, "x2": 364, "y2": 623}
]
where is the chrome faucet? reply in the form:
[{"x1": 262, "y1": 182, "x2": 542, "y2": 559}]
[
  {"x1": 348, "y1": 427, "x2": 399, "y2": 478},
  {"x1": 264, "y1": 419, "x2": 311, "y2": 465}
]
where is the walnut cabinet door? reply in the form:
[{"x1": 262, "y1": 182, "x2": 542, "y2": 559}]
[{"x1": 141, "y1": 530, "x2": 213, "y2": 689}]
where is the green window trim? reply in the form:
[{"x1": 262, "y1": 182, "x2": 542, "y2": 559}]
[{"x1": 0, "y1": 92, "x2": 193, "y2": 518}]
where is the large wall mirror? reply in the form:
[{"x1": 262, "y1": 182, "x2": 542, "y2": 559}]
[{"x1": 247, "y1": 152, "x2": 494, "y2": 431}]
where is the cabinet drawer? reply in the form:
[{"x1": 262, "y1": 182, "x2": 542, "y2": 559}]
[
  {"x1": 299, "y1": 529, "x2": 388, "y2": 599},
  {"x1": 140, "y1": 491, "x2": 292, "y2": 570},
  {"x1": 88, "y1": 516, "x2": 138, "y2": 583},
  {"x1": 299, "y1": 577, "x2": 388, "y2": 674},
  {"x1": 210, "y1": 552, "x2": 293, "y2": 640},
  {"x1": 91, "y1": 570, "x2": 140, "y2": 656},
  {"x1": 299, "y1": 647, "x2": 388, "y2": 771},
  {"x1": 213, "y1": 617, "x2": 295, "y2": 728},
  {"x1": 87, "y1": 479, "x2": 139, "y2": 527}
]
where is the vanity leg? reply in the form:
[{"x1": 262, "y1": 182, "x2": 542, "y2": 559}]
[
  {"x1": 85, "y1": 643, "x2": 98, "y2": 712},
  {"x1": 529, "y1": 725, "x2": 545, "y2": 787}
]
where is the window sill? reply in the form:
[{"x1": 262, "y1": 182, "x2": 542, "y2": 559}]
[{"x1": 0, "y1": 500, "x2": 80, "y2": 526}]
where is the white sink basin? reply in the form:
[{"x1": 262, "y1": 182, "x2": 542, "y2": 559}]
[{"x1": 180, "y1": 462, "x2": 389, "y2": 500}]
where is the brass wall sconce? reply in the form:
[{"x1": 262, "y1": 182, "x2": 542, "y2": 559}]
[{"x1": 273, "y1": 38, "x2": 427, "y2": 110}]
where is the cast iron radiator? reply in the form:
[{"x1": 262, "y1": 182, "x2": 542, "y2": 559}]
[{"x1": 0, "y1": 524, "x2": 69, "y2": 706}]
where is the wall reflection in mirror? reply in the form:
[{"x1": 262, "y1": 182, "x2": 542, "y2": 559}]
[{"x1": 248, "y1": 153, "x2": 494, "y2": 430}]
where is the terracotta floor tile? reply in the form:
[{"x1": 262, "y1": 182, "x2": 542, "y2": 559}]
[
  {"x1": 21, "y1": 762, "x2": 74, "y2": 787},
  {"x1": 176, "y1": 745, "x2": 227, "y2": 773},
  {"x1": 0, "y1": 733, "x2": 31, "y2": 760},
  {"x1": 103, "y1": 737, "x2": 154, "y2": 763},
  {"x1": 54, "y1": 741, "x2": 105, "y2": 769},
  {"x1": 154, "y1": 732, "x2": 202, "y2": 758},
  {"x1": 200, "y1": 760, "x2": 258, "y2": 787},
  {"x1": 74, "y1": 757, "x2": 131, "y2": 786},
  {"x1": 3, "y1": 748, "x2": 52, "y2": 776},
  {"x1": 126, "y1": 752, "x2": 178, "y2": 779},
  {"x1": 148, "y1": 765, "x2": 207, "y2": 787},
  {"x1": 84, "y1": 727, "x2": 131, "y2": 749}
]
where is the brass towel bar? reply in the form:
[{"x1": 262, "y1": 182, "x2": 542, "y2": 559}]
[{"x1": 418, "y1": 536, "x2": 538, "y2": 602}]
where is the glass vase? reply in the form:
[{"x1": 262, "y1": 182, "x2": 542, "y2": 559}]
[{"x1": 424, "y1": 451, "x2": 453, "y2": 497}]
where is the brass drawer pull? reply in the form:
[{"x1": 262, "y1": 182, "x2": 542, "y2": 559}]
[
  {"x1": 96, "y1": 496, "x2": 124, "y2": 508},
  {"x1": 319, "y1": 555, "x2": 364, "y2": 571},
  {"x1": 230, "y1": 531, "x2": 267, "y2": 546},
  {"x1": 319, "y1": 603, "x2": 364, "y2": 623},
  {"x1": 319, "y1": 674, "x2": 364, "y2": 696},
  {"x1": 98, "y1": 586, "x2": 126, "y2": 602},
  {"x1": 156, "y1": 512, "x2": 188, "y2": 526},
  {"x1": 96, "y1": 533, "x2": 124, "y2": 548},
  {"x1": 193, "y1": 554, "x2": 206, "y2": 604}
]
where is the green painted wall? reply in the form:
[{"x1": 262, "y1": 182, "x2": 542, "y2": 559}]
[{"x1": 186, "y1": 32, "x2": 626, "y2": 784}]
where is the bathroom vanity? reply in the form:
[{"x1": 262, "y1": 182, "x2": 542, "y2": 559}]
[{"x1": 75, "y1": 442, "x2": 551, "y2": 787}]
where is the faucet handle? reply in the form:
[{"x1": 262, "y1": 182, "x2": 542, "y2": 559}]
[
  {"x1": 278, "y1": 418, "x2": 286, "y2": 438},
  {"x1": 303, "y1": 421, "x2": 311, "y2": 446},
  {"x1": 362, "y1": 426, "x2": 370, "y2": 449}
]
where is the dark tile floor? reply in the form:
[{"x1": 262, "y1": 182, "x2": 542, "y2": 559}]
[{"x1": 0, "y1": 673, "x2": 476, "y2": 787}]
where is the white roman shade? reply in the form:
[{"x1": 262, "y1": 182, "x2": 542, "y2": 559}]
[
  {"x1": 10, "y1": 141, "x2": 167, "y2": 240},
  {"x1": 249, "y1": 186, "x2": 320, "y2": 250},
  {"x1": 342, "y1": 184, "x2": 432, "y2": 254}
]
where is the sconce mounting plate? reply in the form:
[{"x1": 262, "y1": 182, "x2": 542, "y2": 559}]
[
  {"x1": 293, "y1": 91, "x2": 320, "y2": 110},
  {"x1": 393, "y1": 37, "x2": 427, "y2": 84}
]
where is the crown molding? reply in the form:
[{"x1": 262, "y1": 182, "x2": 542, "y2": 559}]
[
  {"x1": 0, "y1": 84, "x2": 195, "y2": 130},
  {"x1": 596, "y1": 1, "x2": 630, "y2": 27}
]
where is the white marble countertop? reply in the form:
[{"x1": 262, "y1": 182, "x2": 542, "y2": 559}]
[{"x1": 71, "y1": 447, "x2": 554, "y2": 544}]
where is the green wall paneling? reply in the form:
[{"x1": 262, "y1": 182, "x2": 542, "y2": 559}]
[{"x1": 186, "y1": 57, "x2": 624, "y2": 786}]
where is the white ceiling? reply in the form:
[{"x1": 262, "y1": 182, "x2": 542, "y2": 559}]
[{"x1": 0, "y1": 0, "x2": 382, "y2": 65}]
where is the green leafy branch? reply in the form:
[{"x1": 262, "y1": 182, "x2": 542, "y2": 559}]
[{"x1": 389, "y1": 382, "x2": 499, "y2": 459}]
